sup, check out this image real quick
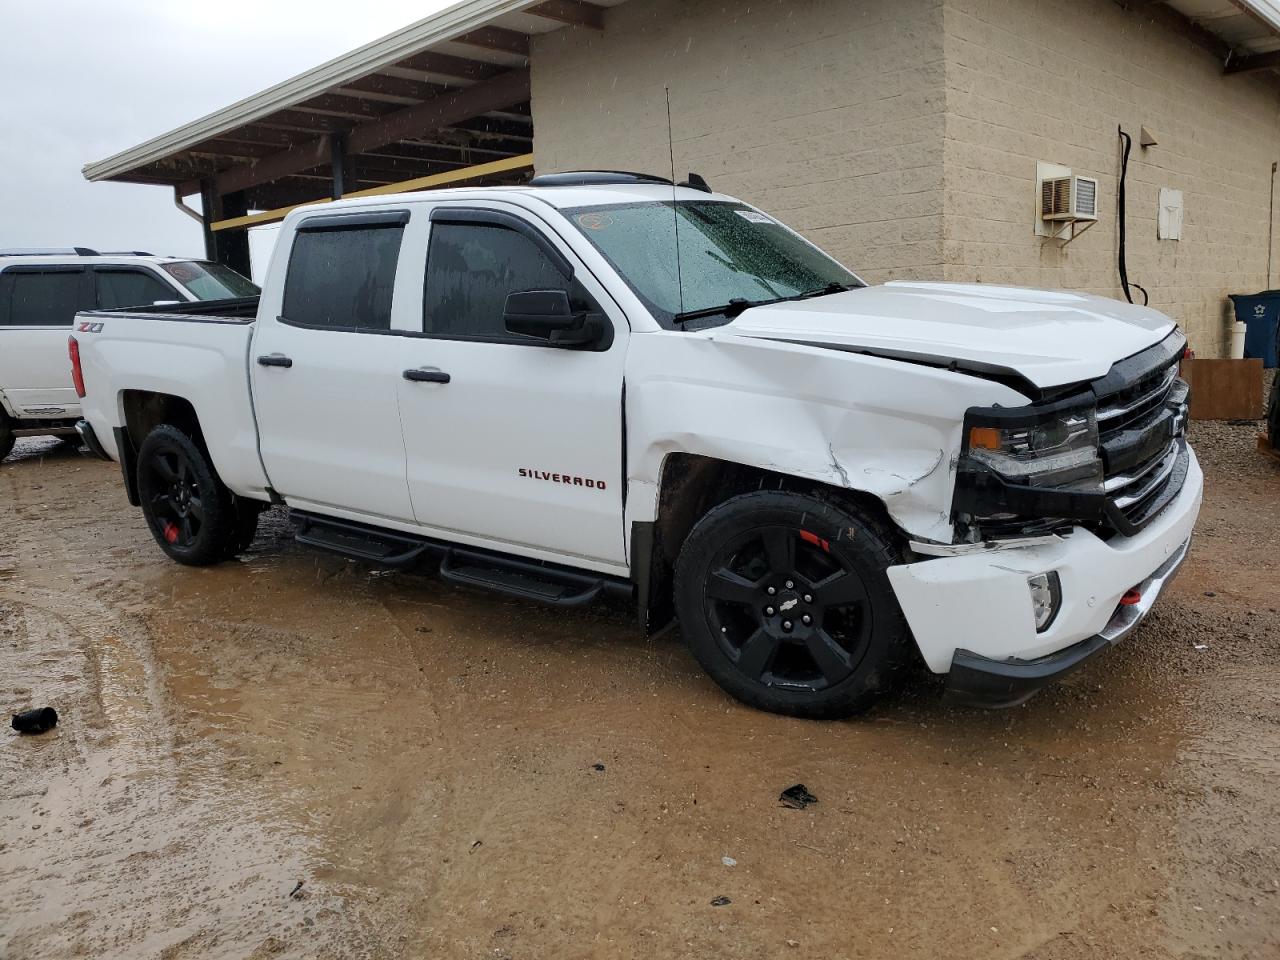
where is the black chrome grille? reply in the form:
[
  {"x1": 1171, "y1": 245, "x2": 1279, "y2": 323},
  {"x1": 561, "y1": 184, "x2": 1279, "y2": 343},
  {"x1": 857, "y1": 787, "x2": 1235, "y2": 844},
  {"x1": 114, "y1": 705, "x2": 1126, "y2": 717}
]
[{"x1": 1094, "y1": 335, "x2": 1189, "y2": 534}]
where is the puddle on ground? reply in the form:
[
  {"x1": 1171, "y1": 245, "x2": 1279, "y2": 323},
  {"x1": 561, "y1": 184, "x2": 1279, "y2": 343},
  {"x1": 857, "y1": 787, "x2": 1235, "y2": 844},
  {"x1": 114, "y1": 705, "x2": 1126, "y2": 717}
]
[{"x1": 3, "y1": 420, "x2": 1279, "y2": 958}]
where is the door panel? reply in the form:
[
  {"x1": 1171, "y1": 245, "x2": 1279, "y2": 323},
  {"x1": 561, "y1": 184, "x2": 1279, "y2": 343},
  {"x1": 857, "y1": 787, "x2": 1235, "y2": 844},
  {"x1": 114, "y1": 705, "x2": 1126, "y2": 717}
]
[
  {"x1": 398, "y1": 340, "x2": 627, "y2": 564},
  {"x1": 251, "y1": 324, "x2": 415, "y2": 521},
  {"x1": 250, "y1": 214, "x2": 415, "y2": 522},
  {"x1": 396, "y1": 210, "x2": 628, "y2": 566}
]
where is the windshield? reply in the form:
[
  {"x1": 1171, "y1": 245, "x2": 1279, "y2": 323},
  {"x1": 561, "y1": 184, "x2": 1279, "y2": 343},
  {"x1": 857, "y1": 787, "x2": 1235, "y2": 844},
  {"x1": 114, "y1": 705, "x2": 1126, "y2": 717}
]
[
  {"x1": 564, "y1": 200, "x2": 860, "y2": 328},
  {"x1": 159, "y1": 261, "x2": 260, "y2": 301}
]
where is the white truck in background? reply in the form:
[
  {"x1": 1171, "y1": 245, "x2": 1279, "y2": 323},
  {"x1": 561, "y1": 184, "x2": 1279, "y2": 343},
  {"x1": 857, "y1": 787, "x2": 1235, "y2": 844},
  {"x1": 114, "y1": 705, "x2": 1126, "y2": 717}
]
[
  {"x1": 0, "y1": 249, "x2": 257, "y2": 460},
  {"x1": 72, "y1": 173, "x2": 1201, "y2": 718}
]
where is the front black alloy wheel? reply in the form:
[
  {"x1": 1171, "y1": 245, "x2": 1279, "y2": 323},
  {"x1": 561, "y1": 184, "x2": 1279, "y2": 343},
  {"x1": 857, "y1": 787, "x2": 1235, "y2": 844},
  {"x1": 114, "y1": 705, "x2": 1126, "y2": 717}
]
[
  {"x1": 136, "y1": 424, "x2": 234, "y2": 566},
  {"x1": 675, "y1": 490, "x2": 912, "y2": 719}
]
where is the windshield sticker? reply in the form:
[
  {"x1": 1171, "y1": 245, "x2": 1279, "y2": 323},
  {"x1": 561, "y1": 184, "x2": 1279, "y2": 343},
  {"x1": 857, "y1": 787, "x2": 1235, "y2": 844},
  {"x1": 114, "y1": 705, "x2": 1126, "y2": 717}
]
[
  {"x1": 163, "y1": 262, "x2": 200, "y2": 281},
  {"x1": 735, "y1": 210, "x2": 774, "y2": 224},
  {"x1": 576, "y1": 212, "x2": 615, "y2": 231}
]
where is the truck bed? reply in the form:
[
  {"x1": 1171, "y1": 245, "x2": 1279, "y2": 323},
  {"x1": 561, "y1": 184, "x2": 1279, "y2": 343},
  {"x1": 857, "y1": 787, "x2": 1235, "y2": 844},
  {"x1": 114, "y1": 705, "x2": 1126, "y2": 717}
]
[
  {"x1": 74, "y1": 297, "x2": 271, "y2": 499},
  {"x1": 85, "y1": 295, "x2": 260, "y2": 322}
]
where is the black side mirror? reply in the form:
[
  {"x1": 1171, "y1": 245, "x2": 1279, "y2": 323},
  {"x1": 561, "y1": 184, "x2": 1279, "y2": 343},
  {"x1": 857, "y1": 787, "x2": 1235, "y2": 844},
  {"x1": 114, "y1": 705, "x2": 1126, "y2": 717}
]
[{"x1": 503, "y1": 289, "x2": 600, "y2": 347}]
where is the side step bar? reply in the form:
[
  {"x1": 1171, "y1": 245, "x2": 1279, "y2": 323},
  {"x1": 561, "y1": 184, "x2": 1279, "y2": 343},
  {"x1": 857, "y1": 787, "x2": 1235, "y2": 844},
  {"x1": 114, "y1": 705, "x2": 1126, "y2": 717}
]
[
  {"x1": 291, "y1": 511, "x2": 632, "y2": 608},
  {"x1": 294, "y1": 513, "x2": 432, "y2": 568}
]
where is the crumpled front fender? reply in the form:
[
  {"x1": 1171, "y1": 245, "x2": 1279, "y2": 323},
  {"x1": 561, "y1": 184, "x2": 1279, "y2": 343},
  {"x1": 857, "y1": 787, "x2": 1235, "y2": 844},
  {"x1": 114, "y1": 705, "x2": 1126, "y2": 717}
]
[{"x1": 624, "y1": 331, "x2": 1029, "y2": 543}]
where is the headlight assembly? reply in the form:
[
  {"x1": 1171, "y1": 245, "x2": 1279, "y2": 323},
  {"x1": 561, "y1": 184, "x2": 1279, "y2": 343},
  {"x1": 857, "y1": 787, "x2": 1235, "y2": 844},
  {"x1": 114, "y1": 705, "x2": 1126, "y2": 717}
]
[
  {"x1": 965, "y1": 407, "x2": 1102, "y2": 493},
  {"x1": 952, "y1": 396, "x2": 1106, "y2": 535}
]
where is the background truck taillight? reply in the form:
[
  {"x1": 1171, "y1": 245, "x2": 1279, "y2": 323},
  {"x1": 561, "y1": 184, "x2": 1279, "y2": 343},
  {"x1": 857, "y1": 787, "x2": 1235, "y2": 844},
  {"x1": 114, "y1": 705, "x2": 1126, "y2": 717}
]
[{"x1": 68, "y1": 336, "x2": 86, "y2": 398}]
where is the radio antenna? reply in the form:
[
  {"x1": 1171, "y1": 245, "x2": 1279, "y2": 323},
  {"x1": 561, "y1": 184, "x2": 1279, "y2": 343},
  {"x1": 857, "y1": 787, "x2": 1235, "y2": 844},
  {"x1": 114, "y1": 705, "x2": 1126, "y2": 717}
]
[{"x1": 665, "y1": 86, "x2": 686, "y2": 316}]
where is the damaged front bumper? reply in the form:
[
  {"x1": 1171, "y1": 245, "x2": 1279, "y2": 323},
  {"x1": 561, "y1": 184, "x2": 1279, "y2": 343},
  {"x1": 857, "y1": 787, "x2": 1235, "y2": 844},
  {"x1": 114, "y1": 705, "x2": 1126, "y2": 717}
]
[
  {"x1": 887, "y1": 446, "x2": 1203, "y2": 707},
  {"x1": 944, "y1": 535, "x2": 1190, "y2": 707}
]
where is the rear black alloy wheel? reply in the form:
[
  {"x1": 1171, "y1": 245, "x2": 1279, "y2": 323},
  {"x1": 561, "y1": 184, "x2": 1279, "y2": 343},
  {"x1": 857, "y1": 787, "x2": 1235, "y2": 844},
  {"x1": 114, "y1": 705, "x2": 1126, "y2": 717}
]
[
  {"x1": 675, "y1": 491, "x2": 911, "y2": 719},
  {"x1": 136, "y1": 424, "x2": 233, "y2": 566}
]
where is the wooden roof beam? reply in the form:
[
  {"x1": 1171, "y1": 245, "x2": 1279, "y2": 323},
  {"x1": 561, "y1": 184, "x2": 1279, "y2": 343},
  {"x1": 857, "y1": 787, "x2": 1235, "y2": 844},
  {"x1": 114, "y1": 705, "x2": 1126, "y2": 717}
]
[
  {"x1": 294, "y1": 92, "x2": 401, "y2": 121},
  {"x1": 391, "y1": 51, "x2": 503, "y2": 81},
  {"x1": 212, "y1": 69, "x2": 530, "y2": 196},
  {"x1": 452, "y1": 26, "x2": 530, "y2": 56},
  {"x1": 339, "y1": 74, "x2": 454, "y2": 103},
  {"x1": 346, "y1": 68, "x2": 529, "y2": 153},
  {"x1": 1225, "y1": 48, "x2": 1280, "y2": 73}
]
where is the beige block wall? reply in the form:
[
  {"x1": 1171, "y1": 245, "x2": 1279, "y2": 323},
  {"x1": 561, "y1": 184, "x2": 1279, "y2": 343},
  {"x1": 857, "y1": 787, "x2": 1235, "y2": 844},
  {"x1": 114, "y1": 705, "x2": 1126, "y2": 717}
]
[
  {"x1": 943, "y1": 0, "x2": 1280, "y2": 355},
  {"x1": 530, "y1": 0, "x2": 948, "y2": 280},
  {"x1": 531, "y1": 0, "x2": 1280, "y2": 356}
]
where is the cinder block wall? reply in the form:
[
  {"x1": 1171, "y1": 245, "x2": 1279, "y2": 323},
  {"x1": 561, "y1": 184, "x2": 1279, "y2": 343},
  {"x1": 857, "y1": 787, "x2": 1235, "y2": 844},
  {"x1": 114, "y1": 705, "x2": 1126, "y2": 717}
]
[
  {"x1": 942, "y1": 0, "x2": 1280, "y2": 355},
  {"x1": 532, "y1": 0, "x2": 1280, "y2": 356},
  {"x1": 530, "y1": 0, "x2": 948, "y2": 281}
]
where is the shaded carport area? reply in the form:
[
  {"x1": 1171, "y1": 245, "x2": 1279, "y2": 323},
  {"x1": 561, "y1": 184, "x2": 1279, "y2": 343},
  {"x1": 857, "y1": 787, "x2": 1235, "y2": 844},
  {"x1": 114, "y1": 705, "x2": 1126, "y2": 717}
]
[{"x1": 81, "y1": 0, "x2": 623, "y2": 277}]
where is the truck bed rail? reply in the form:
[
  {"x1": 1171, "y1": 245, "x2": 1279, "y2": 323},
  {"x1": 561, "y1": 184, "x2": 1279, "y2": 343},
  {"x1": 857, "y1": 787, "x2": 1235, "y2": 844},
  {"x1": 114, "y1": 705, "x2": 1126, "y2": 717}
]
[{"x1": 83, "y1": 296, "x2": 260, "y2": 321}]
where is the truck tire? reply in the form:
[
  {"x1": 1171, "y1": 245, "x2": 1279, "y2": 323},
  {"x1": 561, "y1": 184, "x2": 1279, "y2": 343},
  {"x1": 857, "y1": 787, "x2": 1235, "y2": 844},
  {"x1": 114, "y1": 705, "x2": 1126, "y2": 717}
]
[
  {"x1": 136, "y1": 424, "x2": 235, "y2": 566},
  {"x1": 1268, "y1": 372, "x2": 1280, "y2": 451},
  {"x1": 674, "y1": 490, "x2": 912, "y2": 719},
  {"x1": 0, "y1": 415, "x2": 13, "y2": 462}
]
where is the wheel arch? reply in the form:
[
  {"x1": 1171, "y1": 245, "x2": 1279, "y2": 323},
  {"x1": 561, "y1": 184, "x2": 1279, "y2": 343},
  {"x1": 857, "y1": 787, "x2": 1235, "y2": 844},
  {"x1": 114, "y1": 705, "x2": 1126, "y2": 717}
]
[
  {"x1": 118, "y1": 391, "x2": 208, "y2": 504},
  {"x1": 634, "y1": 452, "x2": 903, "y2": 634}
]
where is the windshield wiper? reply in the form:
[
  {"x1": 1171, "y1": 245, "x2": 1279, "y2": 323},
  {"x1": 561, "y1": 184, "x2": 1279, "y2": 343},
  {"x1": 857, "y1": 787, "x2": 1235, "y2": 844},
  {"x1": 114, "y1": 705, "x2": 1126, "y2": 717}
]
[
  {"x1": 673, "y1": 283, "x2": 858, "y2": 326},
  {"x1": 673, "y1": 297, "x2": 762, "y2": 324},
  {"x1": 797, "y1": 281, "x2": 857, "y2": 299}
]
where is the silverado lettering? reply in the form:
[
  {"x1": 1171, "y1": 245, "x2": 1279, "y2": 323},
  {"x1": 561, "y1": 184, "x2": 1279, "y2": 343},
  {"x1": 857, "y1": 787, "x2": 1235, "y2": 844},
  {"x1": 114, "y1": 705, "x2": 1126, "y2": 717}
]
[{"x1": 519, "y1": 468, "x2": 606, "y2": 490}]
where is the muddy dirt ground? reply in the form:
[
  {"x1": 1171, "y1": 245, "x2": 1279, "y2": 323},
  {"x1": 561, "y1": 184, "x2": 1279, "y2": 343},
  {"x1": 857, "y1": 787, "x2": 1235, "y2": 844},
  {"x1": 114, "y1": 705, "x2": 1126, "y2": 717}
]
[{"x1": 2, "y1": 420, "x2": 1278, "y2": 960}]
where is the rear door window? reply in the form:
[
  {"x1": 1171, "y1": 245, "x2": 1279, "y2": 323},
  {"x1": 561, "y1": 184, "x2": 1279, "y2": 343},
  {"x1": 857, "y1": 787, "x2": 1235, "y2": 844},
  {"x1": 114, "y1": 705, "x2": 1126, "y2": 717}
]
[
  {"x1": 0, "y1": 268, "x2": 89, "y2": 327},
  {"x1": 94, "y1": 268, "x2": 178, "y2": 309},
  {"x1": 282, "y1": 214, "x2": 407, "y2": 331}
]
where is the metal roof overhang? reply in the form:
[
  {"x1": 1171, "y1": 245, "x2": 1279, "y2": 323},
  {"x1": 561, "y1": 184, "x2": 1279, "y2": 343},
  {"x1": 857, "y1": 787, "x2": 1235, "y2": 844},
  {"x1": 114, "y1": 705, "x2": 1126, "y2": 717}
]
[
  {"x1": 84, "y1": 0, "x2": 1280, "y2": 222},
  {"x1": 82, "y1": 0, "x2": 627, "y2": 224},
  {"x1": 1152, "y1": 0, "x2": 1280, "y2": 70}
]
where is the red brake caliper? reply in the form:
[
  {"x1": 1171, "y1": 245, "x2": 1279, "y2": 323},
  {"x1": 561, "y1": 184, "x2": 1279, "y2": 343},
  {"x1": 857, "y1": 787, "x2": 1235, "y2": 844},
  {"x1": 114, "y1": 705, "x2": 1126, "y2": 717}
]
[
  {"x1": 163, "y1": 521, "x2": 179, "y2": 544},
  {"x1": 800, "y1": 529, "x2": 830, "y2": 552}
]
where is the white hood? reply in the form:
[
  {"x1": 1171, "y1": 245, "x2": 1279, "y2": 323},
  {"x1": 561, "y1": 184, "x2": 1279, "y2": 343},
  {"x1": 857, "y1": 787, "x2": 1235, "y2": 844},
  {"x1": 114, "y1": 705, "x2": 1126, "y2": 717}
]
[{"x1": 725, "y1": 281, "x2": 1178, "y2": 390}]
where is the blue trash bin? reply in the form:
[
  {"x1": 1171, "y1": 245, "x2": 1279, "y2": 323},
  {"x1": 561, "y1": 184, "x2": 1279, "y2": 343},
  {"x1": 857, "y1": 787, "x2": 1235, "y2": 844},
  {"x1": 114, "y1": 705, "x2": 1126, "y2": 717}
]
[{"x1": 1228, "y1": 291, "x2": 1280, "y2": 368}]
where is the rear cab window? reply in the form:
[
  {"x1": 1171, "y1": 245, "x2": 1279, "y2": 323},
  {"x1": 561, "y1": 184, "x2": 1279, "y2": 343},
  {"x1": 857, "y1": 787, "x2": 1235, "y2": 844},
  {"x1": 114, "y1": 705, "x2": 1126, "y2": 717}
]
[{"x1": 282, "y1": 212, "x2": 407, "y2": 331}]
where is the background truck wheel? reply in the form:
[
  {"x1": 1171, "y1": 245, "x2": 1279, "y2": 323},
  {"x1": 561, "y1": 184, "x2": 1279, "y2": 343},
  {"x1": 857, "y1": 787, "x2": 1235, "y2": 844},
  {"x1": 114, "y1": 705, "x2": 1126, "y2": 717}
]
[
  {"x1": 674, "y1": 490, "x2": 912, "y2": 719},
  {"x1": 0, "y1": 414, "x2": 13, "y2": 462},
  {"x1": 136, "y1": 424, "x2": 235, "y2": 566}
]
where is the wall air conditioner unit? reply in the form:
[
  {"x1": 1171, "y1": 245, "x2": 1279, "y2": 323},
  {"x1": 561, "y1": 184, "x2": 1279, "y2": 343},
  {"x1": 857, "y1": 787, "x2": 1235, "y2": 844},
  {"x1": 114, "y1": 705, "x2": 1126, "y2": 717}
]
[{"x1": 1040, "y1": 175, "x2": 1098, "y2": 222}]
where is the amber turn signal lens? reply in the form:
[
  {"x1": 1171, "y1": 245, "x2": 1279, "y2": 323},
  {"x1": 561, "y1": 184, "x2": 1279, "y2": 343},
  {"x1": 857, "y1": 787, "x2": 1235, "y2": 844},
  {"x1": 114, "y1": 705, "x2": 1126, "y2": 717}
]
[{"x1": 968, "y1": 426, "x2": 1002, "y2": 450}]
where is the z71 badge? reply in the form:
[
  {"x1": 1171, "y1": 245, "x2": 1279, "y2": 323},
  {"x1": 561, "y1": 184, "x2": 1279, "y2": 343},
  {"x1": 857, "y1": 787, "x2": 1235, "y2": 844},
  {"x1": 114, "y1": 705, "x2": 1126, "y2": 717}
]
[{"x1": 77, "y1": 321, "x2": 104, "y2": 333}]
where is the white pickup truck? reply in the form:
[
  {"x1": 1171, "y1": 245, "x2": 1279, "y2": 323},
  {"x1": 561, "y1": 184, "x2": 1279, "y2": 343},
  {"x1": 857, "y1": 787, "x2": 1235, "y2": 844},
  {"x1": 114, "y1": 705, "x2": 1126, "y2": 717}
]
[
  {"x1": 73, "y1": 172, "x2": 1201, "y2": 717},
  {"x1": 0, "y1": 249, "x2": 258, "y2": 460}
]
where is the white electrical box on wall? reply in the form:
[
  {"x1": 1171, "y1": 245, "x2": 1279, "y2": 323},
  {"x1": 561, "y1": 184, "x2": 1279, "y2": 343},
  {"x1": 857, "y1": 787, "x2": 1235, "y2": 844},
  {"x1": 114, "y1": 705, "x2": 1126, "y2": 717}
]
[{"x1": 1158, "y1": 187, "x2": 1184, "y2": 240}]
